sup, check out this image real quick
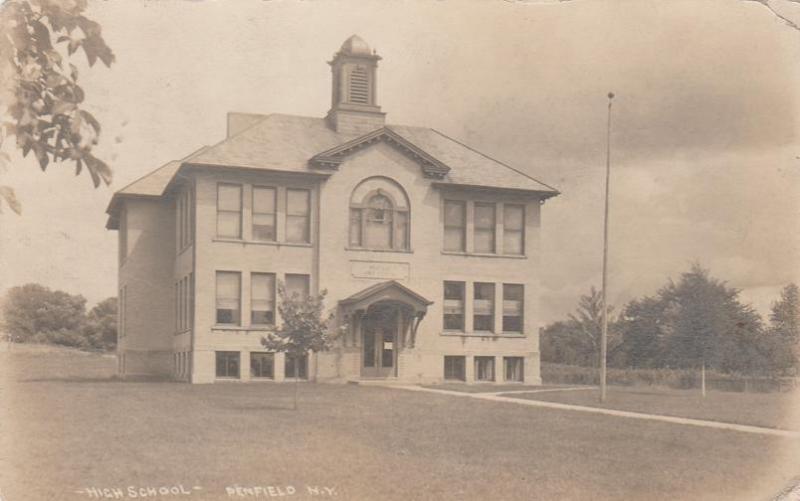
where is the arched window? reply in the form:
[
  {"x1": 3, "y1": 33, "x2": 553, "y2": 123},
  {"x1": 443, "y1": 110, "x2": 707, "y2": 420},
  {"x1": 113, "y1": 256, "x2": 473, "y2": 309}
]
[{"x1": 349, "y1": 178, "x2": 409, "y2": 251}]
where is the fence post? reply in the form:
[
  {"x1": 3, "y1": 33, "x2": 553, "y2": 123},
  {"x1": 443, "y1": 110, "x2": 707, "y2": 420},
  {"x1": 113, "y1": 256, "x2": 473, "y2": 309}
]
[{"x1": 701, "y1": 362, "x2": 706, "y2": 397}]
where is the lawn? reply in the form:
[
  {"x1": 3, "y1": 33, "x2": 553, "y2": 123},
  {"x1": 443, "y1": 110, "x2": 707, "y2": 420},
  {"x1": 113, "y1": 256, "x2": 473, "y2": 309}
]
[
  {"x1": 508, "y1": 386, "x2": 800, "y2": 431},
  {"x1": 2, "y1": 345, "x2": 800, "y2": 501},
  {"x1": 419, "y1": 383, "x2": 576, "y2": 393}
]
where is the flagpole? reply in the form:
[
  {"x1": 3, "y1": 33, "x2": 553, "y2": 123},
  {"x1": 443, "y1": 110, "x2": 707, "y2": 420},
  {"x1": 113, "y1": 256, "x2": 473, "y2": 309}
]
[{"x1": 600, "y1": 91, "x2": 614, "y2": 403}]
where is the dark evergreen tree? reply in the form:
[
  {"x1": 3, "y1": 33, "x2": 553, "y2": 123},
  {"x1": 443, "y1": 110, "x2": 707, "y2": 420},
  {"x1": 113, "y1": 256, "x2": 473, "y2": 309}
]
[{"x1": 764, "y1": 283, "x2": 800, "y2": 374}]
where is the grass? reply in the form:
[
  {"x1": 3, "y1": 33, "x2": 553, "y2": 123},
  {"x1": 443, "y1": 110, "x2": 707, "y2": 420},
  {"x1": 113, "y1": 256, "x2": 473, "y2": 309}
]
[
  {"x1": 508, "y1": 386, "x2": 800, "y2": 431},
  {"x1": 2, "y1": 345, "x2": 800, "y2": 501},
  {"x1": 541, "y1": 362, "x2": 798, "y2": 392},
  {"x1": 420, "y1": 383, "x2": 576, "y2": 393}
]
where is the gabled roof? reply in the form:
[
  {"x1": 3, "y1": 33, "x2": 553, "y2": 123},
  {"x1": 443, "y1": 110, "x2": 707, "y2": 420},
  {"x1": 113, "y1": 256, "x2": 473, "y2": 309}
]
[
  {"x1": 309, "y1": 127, "x2": 450, "y2": 179},
  {"x1": 185, "y1": 114, "x2": 352, "y2": 171},
  {"x1": 390, "y1": 126, "x2": 559, "y2": 193},
  {"x1": 117, "y1": 160, "x2": 182, "y2": 197},
  {"x1": 106, "y1": 112, "x2": 559, "y2": 229},
  {"x1": 183, "y1": 113, "x2": 558, "y2": 194},
  {"x1": 339, "y1": 280, "x2": 433, "y2": 315},
  {"x1": 105, "y1": 147, "x2": 208, "y2": 229}
]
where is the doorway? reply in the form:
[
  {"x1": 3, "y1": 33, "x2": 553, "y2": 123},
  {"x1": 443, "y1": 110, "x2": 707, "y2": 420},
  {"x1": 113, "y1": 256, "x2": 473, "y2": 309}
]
[{"x1": 361, "y1": 303, "x2": 398, "y2": 378}]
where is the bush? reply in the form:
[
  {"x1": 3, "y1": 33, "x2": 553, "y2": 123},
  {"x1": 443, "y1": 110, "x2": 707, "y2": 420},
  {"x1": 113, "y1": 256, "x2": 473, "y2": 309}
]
[
  {"x1": 541, "y1": 363, "x2": 792, "y2": 393},
  {"x1": 30, "y1": 329, "x2": 90, "y2": 349},
  {"x1": 3, "y1": 284, "x2": 87, "y2": 343},
  {"x1": 2, "y1": 284, "x2": 116, "y2": 351}
]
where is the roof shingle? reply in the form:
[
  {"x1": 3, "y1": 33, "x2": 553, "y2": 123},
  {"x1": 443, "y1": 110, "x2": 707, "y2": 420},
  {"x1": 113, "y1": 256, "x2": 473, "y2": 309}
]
[{"x1": 109, "y1": 113, "x2": 558, "y2": 220}]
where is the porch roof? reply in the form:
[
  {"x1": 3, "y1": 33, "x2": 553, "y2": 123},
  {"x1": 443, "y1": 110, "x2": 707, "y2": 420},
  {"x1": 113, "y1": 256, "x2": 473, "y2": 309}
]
[{"x1": 339, "y1": 280, "x2": 433, "y2": 316}]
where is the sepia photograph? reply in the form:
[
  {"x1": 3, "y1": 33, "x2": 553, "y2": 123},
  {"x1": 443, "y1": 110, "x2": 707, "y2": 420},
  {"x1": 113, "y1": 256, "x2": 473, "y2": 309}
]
[{"x1": 0, "y1": 0, "x2": 799, "y2": 499}]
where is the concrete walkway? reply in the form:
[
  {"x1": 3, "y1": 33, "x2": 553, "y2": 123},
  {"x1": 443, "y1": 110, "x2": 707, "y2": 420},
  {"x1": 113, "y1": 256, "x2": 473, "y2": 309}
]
[{"x1": 382, "y1": 384, "x2": 800, "y2": 439}]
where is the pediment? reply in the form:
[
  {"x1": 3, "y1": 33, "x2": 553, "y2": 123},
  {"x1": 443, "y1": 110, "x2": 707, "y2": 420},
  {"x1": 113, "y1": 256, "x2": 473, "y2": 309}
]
[
  {"x1": 308, "y1": 127, "x2": 450, "y2": 179},
  {"x1": 339, "y1": 280, "x2": 433, "y2": 315}
]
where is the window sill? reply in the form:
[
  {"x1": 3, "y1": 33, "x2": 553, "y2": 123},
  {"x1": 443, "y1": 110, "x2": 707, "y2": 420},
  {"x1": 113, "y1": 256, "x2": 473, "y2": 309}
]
[
  {"x1": 213, "y1": 238, "x2": 312, "y2": 248},
  {"x1": 176, "y1": 244, "x2": 192, "y2": 257},
  {"x1": 441, "y1": 251, "x2": 527, "y2": 259},
  {"x1": 212, "y1": 325, "x2": 275, "y2": 332},
  {"x1": 345, "y1": 247, "x2": 414, "y2": 254},
  {"x1": 440, "y1": 332, "x2": 526, "y2": 339},
  {"x1": 174, "y1": 329, "x2": 192, "y2": 336}
]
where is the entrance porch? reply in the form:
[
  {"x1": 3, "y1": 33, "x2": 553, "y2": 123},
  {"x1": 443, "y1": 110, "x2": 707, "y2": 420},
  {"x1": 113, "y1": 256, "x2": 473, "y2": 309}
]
[{"x1": 338, "y1": 280, "x2": 432, "y2": 381}]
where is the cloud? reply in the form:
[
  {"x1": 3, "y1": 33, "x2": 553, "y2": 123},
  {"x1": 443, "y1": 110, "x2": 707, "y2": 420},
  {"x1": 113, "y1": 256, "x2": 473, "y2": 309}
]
[{"x1": 0, "y1": 0, "x2": 797, "y2": 326}]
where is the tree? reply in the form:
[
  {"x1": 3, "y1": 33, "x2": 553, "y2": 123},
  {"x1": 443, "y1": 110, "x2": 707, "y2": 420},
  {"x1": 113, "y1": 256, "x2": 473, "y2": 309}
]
[
  {"x1": 84, "y1": 296, "x2": 116, "y2": 351},
  {"x1": 0, "y1": 0, "x2": 115, "y2": 214},
  {"x1": 540, "y1": 286, "x2": 621, "y2": 367},
  {"x1": 541, "y1": 320, "x2": 592, "y2": 366},
  {"x1": 764, "y1": 283, "x2": 800, "y2": 374},
  {"x1": 261, "y1": 283, "x2": 337, "y2": 409},
  {"x1": 2, "y1": 282, "x2": 87, "y2": 346},
  {"x1": 616, "y1": 296, "x2": 669, "y2": 369},
  {"x1": 657, "y1": 265, "x2": 766, "y2": 374}
]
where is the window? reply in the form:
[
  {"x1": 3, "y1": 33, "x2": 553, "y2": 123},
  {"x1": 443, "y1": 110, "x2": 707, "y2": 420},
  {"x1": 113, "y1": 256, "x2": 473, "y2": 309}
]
[
  {"x1": 251, "y1": 273, "x2": 276, "y2": 325},
  {"x1": 179, "y1": 278, "x2": 184, "y2": 331},
  {"x1": 285, "y1": 353, "x2": 307, "y2": 379},
  {"x1": 504, "y1": 357, "x2": 524, "y2": 382},
  {"x1": 473, "y1": 282, "x2": 495, "y2": 332},
  {"x1": 349, "y1": 207, "x2": 363, "y2": 247},
  {"x1": 188, "y1": 273, "x2": 194, "y2": 330},
  {"x1": 443, "y1": 200, "x2": 466, "y2": 252},
  {"x1": 443, "y1": 281, "x2": 465, "y2": 331},
  {"x1": 177, "y1": 187, "x2": 193, "y2": 251},
  {"x1": 286, "y1": 189, "x2": 310, "y2": 243},
  {"x1": 118, "y1": 286, "x2": 126, "y2": 338},
  {"x1": 215, "y1": 271, "x2": 241, "y2": 325},
  {"x1": 366, "y1": 194, "x2": 393, "y2": 249},
  {"x1": 444, "y1": 356, "x2": 466, "y2": 381},
  {"x1": 475, "y1": 357, "x2": 495, "y2": 382},
  {"x1": 503, "y1": 284, "x2": 524, "y2": 333},
  {"x1": 503, "y1": 204, "x2": 525, "y2": 255},
  {"x1": 177, "y1": 193, "x2": 183, "y2": 251},
  {"x1": 252, "y1": 187, "x2": 277, "y2": 242},
  {"x1": 349, "y1": 179, "x2": 410, "y2": 251},
  {"x1": 284, "y1": 274, "x2": 310, "y2": 301},
  {"x1": 474, "y1": 203, "x2": 496, "y2": 253},
  {"x1": 175, "y1": 279, "x2": 180, "y2": 333},
  {"x1": 118, "y1": 208, "x2": 128, "y2": 265},
  {"x1": 250, "y1": 352, "x2": 274, "y2": 379},
  {"x1": 351, "y1": 193, "x2": 409, "y2": 250},
  {"x1": 215, "y1": 351, "x2": 240, "y2": 378},
  {"x1": 175, "y1": 275, "x2": 193, "y2": 333},
  {"x1": 395, "y1": 208, "x2": 409, "y2": 251},
  {"x1": 217, "y1": 184, "x2": 242, "y2": 238}
]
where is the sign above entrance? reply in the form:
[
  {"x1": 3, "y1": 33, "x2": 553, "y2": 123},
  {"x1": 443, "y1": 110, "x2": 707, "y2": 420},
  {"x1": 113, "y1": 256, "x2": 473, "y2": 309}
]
[{"x1": 350, "y1": 260, "x2": 409, "y2": 281}]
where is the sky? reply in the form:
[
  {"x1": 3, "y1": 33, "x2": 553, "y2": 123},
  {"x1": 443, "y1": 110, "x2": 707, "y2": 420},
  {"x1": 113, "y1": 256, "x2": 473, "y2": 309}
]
[{"x1": 0, "y1": 0, "x2": 798, "y2": 325}]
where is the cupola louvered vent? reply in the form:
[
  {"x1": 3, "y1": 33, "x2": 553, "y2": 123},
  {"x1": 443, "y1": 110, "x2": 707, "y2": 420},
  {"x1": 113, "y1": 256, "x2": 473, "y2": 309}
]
[
  {"x1": 349, "y1": 66, "x2": 370, "y2": 104},
  {"x1": 327, "y1": 36, "x2": 384, "y2": 133}
]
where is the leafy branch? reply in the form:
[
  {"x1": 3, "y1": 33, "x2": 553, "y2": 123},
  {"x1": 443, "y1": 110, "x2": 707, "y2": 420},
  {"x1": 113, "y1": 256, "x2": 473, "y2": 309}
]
[{"x1": 0, "y1": 0, "x2": 115, "y2": 214}]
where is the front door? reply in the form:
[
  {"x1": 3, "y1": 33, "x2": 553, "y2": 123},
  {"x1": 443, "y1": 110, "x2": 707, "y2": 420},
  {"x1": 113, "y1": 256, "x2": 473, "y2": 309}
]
[{"x1": 361, "y1": 325, "x2": 396, "y2": 378}]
